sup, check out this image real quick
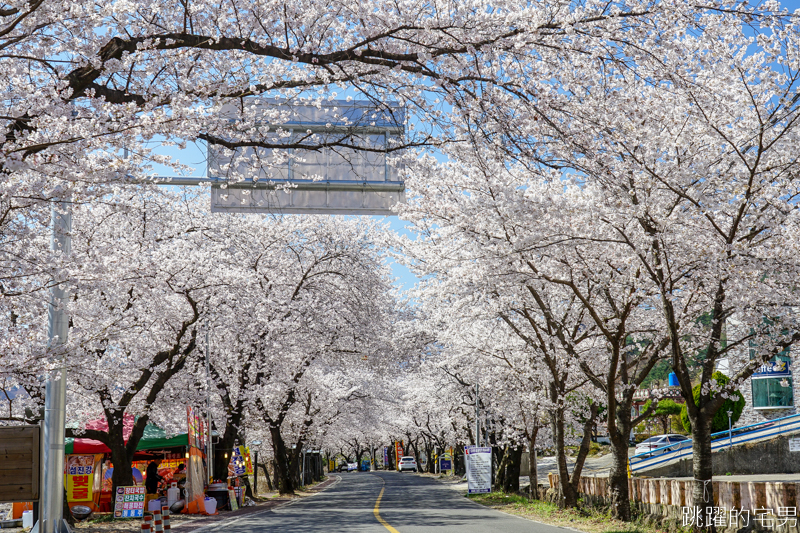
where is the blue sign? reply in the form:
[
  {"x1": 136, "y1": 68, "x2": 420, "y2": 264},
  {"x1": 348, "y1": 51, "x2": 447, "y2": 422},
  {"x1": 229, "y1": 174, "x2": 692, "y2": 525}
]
[
  {"x1": 753, "y1": 359, "x2": 791, "y2": 378},
  {"x1": 231, "y1": 446, "x2": 247, "y2": 476},
  {"x1": 439, "y1": 459, "x2": 452, "y2": 471}
]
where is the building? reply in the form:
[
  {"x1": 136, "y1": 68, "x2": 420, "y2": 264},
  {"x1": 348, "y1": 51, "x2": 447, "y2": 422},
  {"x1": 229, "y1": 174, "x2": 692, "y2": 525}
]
[{"x1": 737, "y1": 353, "x2": 796, "y2": 425}]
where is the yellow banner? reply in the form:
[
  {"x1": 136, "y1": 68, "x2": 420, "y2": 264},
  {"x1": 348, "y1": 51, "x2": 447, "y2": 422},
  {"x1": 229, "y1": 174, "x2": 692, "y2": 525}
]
[{"x1": 65, "y1": 455, "x2": 98, "y2": 502}]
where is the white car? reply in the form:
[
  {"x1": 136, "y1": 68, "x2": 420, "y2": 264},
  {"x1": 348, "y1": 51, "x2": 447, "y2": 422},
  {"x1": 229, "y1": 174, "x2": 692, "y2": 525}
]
[
  {"x1": 635, "y1": 434, "x2": 691, "y2": 457},
  {"x1": 398, "y1": 456, "x2": 417, "y2": 472}
]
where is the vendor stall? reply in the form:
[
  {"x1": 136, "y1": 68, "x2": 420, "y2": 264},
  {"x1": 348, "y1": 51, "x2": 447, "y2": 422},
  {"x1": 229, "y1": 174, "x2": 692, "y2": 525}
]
[{"x1": 64, "y1": 407, "x2": 208, "y2": 516}]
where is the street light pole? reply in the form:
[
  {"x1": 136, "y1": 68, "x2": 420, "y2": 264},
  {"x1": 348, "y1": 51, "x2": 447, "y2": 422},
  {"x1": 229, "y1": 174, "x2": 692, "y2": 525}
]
[
  {"x1": 249, "y1": 441, "x2": 261, "y2": 496},
  {"x1": 38, "y1": 197, "x2": 72, "y2": 533}
]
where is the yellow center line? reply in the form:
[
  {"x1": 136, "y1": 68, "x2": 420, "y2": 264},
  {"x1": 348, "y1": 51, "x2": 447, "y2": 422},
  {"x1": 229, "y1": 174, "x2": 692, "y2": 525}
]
[{"x1": 373, "y1": 479, "x2": 400, "y2": 533}]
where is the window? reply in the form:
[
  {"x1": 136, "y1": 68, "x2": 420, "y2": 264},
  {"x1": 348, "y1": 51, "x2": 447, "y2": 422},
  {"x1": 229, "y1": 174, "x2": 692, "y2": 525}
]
[{"x1": 751, "y1": 354, "x2": 793, "y2": 409}]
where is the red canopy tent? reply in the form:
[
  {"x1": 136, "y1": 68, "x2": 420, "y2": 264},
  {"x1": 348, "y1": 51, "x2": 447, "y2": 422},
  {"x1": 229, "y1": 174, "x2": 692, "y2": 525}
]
[{"x1": 69, "y1": 414, "x2": 136, "y2": 453}]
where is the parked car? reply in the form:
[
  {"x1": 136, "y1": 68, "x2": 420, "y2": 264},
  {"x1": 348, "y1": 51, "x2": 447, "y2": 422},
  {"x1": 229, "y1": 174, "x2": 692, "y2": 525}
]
[
  {"x1": 634, "y1": 434, "x2": 691, "y2": 456},
  {"x1": 338, "y1": 463, "x2": 349, "y2": 472},
  {"x1": 398, "y1": 456, "x2": 417, "y2": 472}
]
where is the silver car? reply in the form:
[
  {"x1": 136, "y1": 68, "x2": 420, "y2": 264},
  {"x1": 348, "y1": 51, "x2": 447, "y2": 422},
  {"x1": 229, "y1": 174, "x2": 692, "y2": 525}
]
[
  {"x1": 398, "y1": 456, "x2": 417, "y2": 472},
  {"x1": 635, "y1": 434, "x2": 691, "y2": 456}
]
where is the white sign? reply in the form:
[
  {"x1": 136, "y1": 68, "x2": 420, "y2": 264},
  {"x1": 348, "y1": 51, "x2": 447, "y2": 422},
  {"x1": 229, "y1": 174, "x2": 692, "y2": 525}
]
[
  {"x1": 789, "y1": 438, "x2": 800, "y2": 452},
  {"x1": 465, "y1": 445, "x2": 492, "y2": 494},
  {"x1": 207, "y1": 99, "x2": 405, "y2": 215}
]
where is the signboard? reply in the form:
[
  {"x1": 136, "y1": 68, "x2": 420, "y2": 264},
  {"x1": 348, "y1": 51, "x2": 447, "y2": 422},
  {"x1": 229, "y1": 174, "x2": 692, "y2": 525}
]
[
  {"x1": 228, "y1": 489, "x2": 239, "y2": 511},
  {"x1": 65, "y1": 455, "x2": 99, "y2": 503},
  {"x1": 790, "y1": 438, "x2": 800, "y2": 452},
  {"x1": 439, "y1": 459, "x2": 452, "y2": 472},
  {"x1": 395, "y1": 441, "x2": 403, "y2": 471},
  {"x1": 208, "y1": 99, "x2": 405, "y2": 215},
  {"x1": 114, "y1": 486, "x2": 146, "y2": 518},
  {"x1": 465, "y1": 445, "x2": 492, "y2": 494},
  {"x1": 0, "y1": 425, "x2": 40, "y2": 502},
  {"x1": 186, "y1": 405, "x2": 205, "y2": 450},
  {"x1": 753, "y1": 359, "x2": 791, "y2": 378},
  {"x1": 383, "y1": 447, "x2": 389, "y2": 467},
  {"x1": 244, "y1": 446, "x2": 254, "y2": 476},
  {"x1": 230, "y1": 445, "x2": 250, "y2": 477}
]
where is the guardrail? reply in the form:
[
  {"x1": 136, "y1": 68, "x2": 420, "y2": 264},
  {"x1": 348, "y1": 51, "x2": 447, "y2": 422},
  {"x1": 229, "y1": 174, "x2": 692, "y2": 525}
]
[{"x1": 630, "y1": 412, "x2": 800, "y2": 472}]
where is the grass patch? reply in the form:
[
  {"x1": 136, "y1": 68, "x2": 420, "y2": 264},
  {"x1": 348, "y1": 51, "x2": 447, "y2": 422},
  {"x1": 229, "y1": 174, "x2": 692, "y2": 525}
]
[{"x1": 466, "y1": 493, "x2": 677, "y2": 533}]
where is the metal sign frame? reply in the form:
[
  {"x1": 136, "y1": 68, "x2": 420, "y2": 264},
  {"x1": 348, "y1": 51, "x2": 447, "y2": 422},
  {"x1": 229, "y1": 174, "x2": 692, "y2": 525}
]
[{"x1": 206, "y1": 99, "x2": 406, "y2": 215}]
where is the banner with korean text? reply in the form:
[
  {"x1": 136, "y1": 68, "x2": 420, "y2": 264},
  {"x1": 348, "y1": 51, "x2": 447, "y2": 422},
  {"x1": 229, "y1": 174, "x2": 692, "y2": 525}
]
[{"x1": 465, "y1": 446, "x2": 492, "y2": 494}]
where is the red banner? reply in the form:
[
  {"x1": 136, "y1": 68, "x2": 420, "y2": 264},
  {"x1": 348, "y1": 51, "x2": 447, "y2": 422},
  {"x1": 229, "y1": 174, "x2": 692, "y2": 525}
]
[{"x1": 395, "y1": 441, "x2": 403, "y2": 471}]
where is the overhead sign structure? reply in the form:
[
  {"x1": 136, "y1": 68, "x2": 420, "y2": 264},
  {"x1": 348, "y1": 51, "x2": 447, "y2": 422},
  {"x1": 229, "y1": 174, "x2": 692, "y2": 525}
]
[
  {"x1": 207, "y1": 99, "x2": 405, "y2": 215},
  {"x1": 465, "y1": 445, "x2": 492, "y2": 494}
]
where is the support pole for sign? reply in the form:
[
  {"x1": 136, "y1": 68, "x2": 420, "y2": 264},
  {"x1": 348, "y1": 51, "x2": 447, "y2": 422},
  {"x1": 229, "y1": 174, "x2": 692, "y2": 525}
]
[
  {"x1": 36, "y1": 197, "x2": 73, "y2": 533},
  {"x1": 475, "y1": 384, "x2": 480, "y2": 447}
]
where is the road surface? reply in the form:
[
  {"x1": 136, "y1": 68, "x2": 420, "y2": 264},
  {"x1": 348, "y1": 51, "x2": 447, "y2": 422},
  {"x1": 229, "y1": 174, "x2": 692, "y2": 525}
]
[{"x1": 191, "y1": 471, "x2": 567, "y2": 533}]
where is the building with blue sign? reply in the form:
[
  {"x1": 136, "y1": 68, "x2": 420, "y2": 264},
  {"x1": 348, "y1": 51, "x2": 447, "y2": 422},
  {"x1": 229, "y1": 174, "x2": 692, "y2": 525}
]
[{"x1": 734, "y1": 351, "x2": 796, "y2": 425}]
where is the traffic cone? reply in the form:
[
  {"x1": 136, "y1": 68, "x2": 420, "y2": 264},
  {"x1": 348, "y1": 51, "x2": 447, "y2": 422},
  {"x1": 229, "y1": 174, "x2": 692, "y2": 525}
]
[
  {"x1": 161, "y1": 506, "x2": 171, "y2": 531},
  {"x1": 141, "y1": 514, "x2": 152, "y2": 532}
]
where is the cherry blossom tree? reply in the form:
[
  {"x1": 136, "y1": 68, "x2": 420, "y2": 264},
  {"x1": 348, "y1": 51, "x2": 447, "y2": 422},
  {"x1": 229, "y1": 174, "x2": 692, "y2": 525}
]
[
  {"x1": 400, "y1": 6, "x2": 800, "y2": 526},
  {"x1": 203, "y1": 214, "x2": 395, "y2": 494},
  {"x1": 55, "y1": 188, "x2": 219, "y2": 492}
]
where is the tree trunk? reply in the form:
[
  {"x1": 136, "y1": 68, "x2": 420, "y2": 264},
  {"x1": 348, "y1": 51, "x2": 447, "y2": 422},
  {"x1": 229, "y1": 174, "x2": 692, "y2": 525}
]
[
  {"x1": 501, "y1": 446, "x2": 523, "y2": 493},
  {"x1": 528, "y1": 428, "x2": 539, "y2": 499},
  {"x1": 269, "y1": 426, "x2": 295, "y2": 495},
  {"x1": 608, "y1": 424, "x2": 631, "y2": 521},
  {"x1": 109, "y1": 439, "x2": 134, "y2": 496},
  {"x1": 258, "y1": 463, "x2": 273, "y2": 492},
  {"x1": 552, "y1": 407, "x2": 578, "y2": 508},
  {"x1": 691, "y1": 418, "x2": 715, "y2": 532},
  {"x1": 494, "y1": 446, "x2": 508, "y2": 490},
  {"x1": 214, "y1": 427, "x2": 237, "y2": 483}
]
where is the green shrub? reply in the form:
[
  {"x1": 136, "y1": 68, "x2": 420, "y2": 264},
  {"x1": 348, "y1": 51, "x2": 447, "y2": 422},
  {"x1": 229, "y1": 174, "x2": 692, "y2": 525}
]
[{"x1": 680, "y1": 371, "x2": 744, "y2": 433}]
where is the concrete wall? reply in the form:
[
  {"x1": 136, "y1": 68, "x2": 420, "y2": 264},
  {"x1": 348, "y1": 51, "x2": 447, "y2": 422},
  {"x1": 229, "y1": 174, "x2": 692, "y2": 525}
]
[{"x1": 641, "y1": 432, "x2": 800, "y2": 478}]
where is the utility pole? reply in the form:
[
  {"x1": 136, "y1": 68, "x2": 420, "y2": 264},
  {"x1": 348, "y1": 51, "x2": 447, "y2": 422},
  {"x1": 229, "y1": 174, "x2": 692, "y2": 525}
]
[
  {"x1": 38, "y1": 197, "x2": 72, "y2": 533},
  {"x1": 206, "y1": 324, "x2": 213, "y2": 482},
  {"x1": 475, "y1": 384, "x2": 480, "y2": 447}
]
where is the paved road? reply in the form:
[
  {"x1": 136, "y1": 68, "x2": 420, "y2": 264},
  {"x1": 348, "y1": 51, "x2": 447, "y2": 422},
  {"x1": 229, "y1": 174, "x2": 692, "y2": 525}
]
[{"x1": 192, "y1": 471, "x2": 568, "y2": 533}]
